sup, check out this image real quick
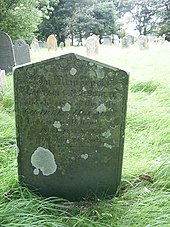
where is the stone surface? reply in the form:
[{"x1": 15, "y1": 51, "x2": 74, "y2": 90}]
[
  {"x1": 138, "y1": 35, "x2": 149, "y2": 50},
  {"x1": 86, "y1": 35, "x2": 99, "y2": 55},
  {"x1": 14, "y1": 39, "x2": 31, "y2": 65},
  {"x1": 0, "y1": 31, "x2": 15, "y2": 73},
  {"x1": 47, "y1": 34, "x2": 57, "y2": 51},
  {"x1": 121, "y1": 36, "x2": 128, "y2": 48},
  {"x1": 14, "y1": 53, "x2": 129, "y2": 201},
  {"x1": 0, "y1": 69, "x2": 7, "y2": 89},
  {"x1": 103, "y1": 36, "x2": 112, "y2": 46},
  {"x1": 30, "y1": 38, "x2": 40, "y2": 52}
]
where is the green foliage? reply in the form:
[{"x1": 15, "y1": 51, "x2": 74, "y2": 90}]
[
  {"x1": 38, "y1": 0, "x2": 117, "y2": 41},
  {"x1": 115, "y1": 0, "x2": 170, "y2": 38},
  {"x1": 0, "y1": 0, "x2": 46, "y2": 42}
]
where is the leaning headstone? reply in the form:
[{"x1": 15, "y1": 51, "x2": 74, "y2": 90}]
[
  {"x1": 138, "y1": 35, "x2": 149, "y2": 50},
  {"x1": 47, "y1": 34, "x2": 57, "y2": 51},
  {"x1": 14, "y1": 53, "x2": 129, "y2": 201},
  {"x1": 0, "y1": 69, "x2": 7, "y2": 89},
  {"x1": 86, "y1": 34, "x2": 99, "y2": 55},
  {"x1": 0, "y1": 31, "x2": 15, "y2": 73},
  {"x1": 14, "y1": 39, "x2": 31, "y2": 65}
]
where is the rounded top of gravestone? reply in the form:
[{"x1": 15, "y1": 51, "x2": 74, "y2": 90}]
[
  {"x1": 0, "y1": 31, "x2": 13, "y2": 42},
  {"x1": 15, "y1": 39, "x2": 26, "y2": 46}
]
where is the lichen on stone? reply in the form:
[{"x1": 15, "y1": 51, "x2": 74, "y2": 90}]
[{"x1": 31, "y1": 147, "x2": 57, "y2": 176}]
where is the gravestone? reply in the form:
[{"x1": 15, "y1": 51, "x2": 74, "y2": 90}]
[
  {"x1": 0, "y1": 31, "x2": 15, "y2": 73},
  {"x1": 47, "y1": 34, "x2": 57, "y2": 51},
  {"x1": 65, "y1": 38, "x2": 71, "y2": 48},
  {"x1": 14, "y1": 53, "x2": 129, "y2": 201},
  {"x1": 121, "y1": 36, "x2": 128, "y2": 48},
  {"x1": 103, "y1": 36, "x2": 112, "y2": 46},
  {"x1": 14, "y1": 39, "x2": 31, "y2": 65},
  {"x1": 138, "y1": 35, "x2": 149, "y2": 50},
  {"x1": 0, "y1": 69, "x2": 7, "y2": 89},
  {"x1": 86, "y1": 35, "x2": 99, "y2": 55},
  {"x1": 30, "y1": 38, "x2": 40, "y2": 52}
]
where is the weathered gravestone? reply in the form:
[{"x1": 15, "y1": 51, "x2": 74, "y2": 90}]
[
  {"x1": 86, "y1": 35, "x2": 99, "y2": 55},
  {"x1": 138, "y1": 35, "x2": 149, "y2": 50},
  {"x1": 121, "y1": 36, "x2": 128, "y2": 48},
  {"x1": 14, "y1": 53, "x2": 129, "y2": 201},
  {"x1": 0, "y1": 31, "x2": 15, "y2": 73},
  {"x1": 30, "y1": 38, "x2": 40, "y2": 52},
  {"x1": 47, "y1": 34, "x2": 57, "y2": 51},
  {"x1": 14, "y1": 39, "x2": 31, "y2": 65},
  {"x1": 103, "y1": 36, "x2": 112, "y2": 46}
]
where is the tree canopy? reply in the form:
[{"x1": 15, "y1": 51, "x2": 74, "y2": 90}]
[{"x1": 0, "y1": 0, "x2": 169, "y2": 42}]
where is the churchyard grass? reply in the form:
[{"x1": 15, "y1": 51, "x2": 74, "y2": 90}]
[{"x1": 0, "y1": 43, "x2": 170, "y2": 226}]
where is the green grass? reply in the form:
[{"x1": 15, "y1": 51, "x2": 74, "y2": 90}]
[{"x1": 0, "y1": 43, "x2": 170, "y2": 226}]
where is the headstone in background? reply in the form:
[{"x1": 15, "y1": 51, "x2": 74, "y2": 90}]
[
  {"x1": 127, "y1": 35, "x2": 134, "y2": 46},
  {"x1": 121, "y1": 36, "x2": 128, "y2": 48},
  {"x1": 86, "y1": 34, "x2": 99, "y2": 55},
  {"x1": 113, "y1": 35, "x2": 120, "y2": 46},
  {"x1": 0, "y1": 31, "x2": 15, "y2": 73},
  {"x1": 65, "y1": 38, "x2": 71, "y2": 48},
  {"x1": 30, "y1": 38, "x2": 40, "y2": 52},
  {"x1": 38, "y1": 41, "x2": 47, "y2": 48},
  {"x1": 14, "y1": 53, "x2": 129, "y2": 201},
  {"x1": 47, "y1": 34, "x2": 57, "y2": 51},
  {"x1": 14, "y1": 39, "x2": 31, "y2": 65},
  {"x1": 138, "y1": 35, "x2": 149, "y2": 50},
  {"x1": 0, "y1": 69, "x2": 7, "y2": 89},
  {"x1": 103, "y1": 36, "x2": 112, "y2": 46}
]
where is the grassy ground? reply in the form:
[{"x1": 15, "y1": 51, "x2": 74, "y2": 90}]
[{"x1": 0, "y1": 43, "x2": 170, "y2": 226}]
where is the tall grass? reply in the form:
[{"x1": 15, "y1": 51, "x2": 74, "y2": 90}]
[{"x1": 0, "y1": 44, "x2": 170, "y2": 226}]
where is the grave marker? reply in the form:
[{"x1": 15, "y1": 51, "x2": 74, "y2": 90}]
[
  {"x1": 138, "y1": 35, "x2": 149, "y2": 50},
  {"x1": 0, "y1": 31, "x2": 15, "y2": 73},
  {"x1": 47, "y1": 34, "x2": 57, "y2": 51},
  {"x1": 14, "y1": 53, "x2": 129, "y2": 201},
  {"x1": 14, "y1": 39, "x2": 31, "y2": 65},
  {"x1": 86, "y1": 35, "x2": 99, "y2": 55}
]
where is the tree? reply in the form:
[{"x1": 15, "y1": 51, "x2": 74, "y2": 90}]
[
  {"x1": 0, "y1": 0, "x2": 45, "y2": 42},
  {"x1": 38, "y1": 0, "x2": 118, "y2": 43},
  {"x1": 115, "y1": 0, "x2": 170, "y2": 37}
]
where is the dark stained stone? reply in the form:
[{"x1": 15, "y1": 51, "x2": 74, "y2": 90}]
[
  {"x1": 14, "y1": 39, "x2": 31, "y2": 65},
  {"x1": 14, "y1": 53, "x2": 129, "y2": 201},
  {"x1": 0, "y1": 31, "x2": 15, "y2": 73}
]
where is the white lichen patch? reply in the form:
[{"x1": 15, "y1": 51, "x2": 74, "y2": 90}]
[
  {"x1": 102, "y1": 130, "x2": 111, "y2": 138},
  {"x1": 62, "y1": 102, "x2": 71, "y2": 112},
  {"x1": 104, "y1": 143, "x2": 112, "y2": 149},
  {"x1": 81, "y1": 153, "x2": 89, "y2": 160},
  {"x1": 82, "y1": 87, "x2": 87, "y2": 92},
  {"x1": 53, "y1": 121, "x2": 61, "y2": 129},
  {"x1": 97, "y1": 104, "x2": 107, "y2": 113},
  {"x1": 70, "y1": 68, "x2": 77, "y2": 75},
  {"x1": 31, "y1": 147, "x2": 57, "y2": 176},
  {"x1": 96, "y1": 66, "x2": 104, "y2": 79}
]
